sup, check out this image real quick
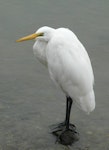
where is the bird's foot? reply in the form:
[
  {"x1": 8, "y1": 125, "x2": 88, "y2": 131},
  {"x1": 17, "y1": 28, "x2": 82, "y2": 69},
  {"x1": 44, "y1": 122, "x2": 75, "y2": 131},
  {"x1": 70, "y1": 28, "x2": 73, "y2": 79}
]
[
  {"x1": 50, "y1": 122, "x2": 79, "y2": 145},
  {"x1": 50, "y1": 122, "x2": 76, "y2": 136}
]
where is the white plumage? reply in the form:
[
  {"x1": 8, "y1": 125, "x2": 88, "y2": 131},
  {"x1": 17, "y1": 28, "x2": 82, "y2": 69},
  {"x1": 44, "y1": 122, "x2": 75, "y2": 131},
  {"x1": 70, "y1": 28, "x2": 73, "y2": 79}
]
[{"x1": 32, "y1": 26, "x2": 95, "y2": 114}]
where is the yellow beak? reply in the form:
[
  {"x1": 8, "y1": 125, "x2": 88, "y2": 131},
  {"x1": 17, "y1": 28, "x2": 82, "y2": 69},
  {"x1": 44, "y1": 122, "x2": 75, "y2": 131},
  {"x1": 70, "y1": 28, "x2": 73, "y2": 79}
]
[{"x1": 16, "y1": 33, "x2": 43, "y2": 42}]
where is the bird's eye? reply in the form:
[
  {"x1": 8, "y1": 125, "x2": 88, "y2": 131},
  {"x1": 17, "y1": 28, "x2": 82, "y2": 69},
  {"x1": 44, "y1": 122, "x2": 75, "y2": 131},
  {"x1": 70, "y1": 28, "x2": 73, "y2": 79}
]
[{"x1": 38, "y1": 32, "x2": 44, "y2": 36}]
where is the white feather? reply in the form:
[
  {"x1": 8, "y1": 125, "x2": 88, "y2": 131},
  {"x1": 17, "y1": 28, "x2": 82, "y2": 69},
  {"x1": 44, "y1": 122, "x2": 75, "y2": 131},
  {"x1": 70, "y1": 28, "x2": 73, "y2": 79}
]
[{"x1": 33, "y1": 26, "x2": 95, "y2": 114}]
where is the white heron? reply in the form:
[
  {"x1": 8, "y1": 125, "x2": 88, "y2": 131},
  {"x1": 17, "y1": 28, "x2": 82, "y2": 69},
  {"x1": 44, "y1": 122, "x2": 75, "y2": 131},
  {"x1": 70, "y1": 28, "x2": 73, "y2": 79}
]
[{"x1": 17, "y1": 26, "x2": 95, "y2": 145}]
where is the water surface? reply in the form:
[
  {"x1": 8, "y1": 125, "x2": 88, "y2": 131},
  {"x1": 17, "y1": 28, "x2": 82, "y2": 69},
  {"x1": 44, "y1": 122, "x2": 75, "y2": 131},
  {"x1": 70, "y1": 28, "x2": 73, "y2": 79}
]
[{"x1": 0, "y1": 0, "x2": 109, "y2": 149}]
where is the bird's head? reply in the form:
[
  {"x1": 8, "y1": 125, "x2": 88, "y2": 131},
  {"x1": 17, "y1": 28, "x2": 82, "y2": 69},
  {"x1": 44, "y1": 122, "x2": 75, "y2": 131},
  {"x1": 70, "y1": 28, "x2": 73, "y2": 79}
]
[{"x1": 16, "y1": 26, "x2": 55, "y2": 42}]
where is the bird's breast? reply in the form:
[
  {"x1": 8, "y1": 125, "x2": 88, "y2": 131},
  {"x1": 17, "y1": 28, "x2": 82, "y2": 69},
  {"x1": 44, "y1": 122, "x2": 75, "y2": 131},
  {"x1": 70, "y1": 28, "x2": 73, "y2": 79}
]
[{"x1": 33, "y1": 40, "x2": 48, "y2": 66}]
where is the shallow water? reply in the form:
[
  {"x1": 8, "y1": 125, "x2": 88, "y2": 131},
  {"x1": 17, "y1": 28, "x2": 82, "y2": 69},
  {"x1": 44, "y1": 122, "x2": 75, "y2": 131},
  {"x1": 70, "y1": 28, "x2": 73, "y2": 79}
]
[{"x1": 0, "y1": 0, "x2": 109, "y2": 149}]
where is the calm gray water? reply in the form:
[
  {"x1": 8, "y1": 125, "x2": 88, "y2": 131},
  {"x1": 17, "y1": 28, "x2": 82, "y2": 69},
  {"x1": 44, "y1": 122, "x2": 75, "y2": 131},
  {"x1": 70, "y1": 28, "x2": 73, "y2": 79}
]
[{"x1": 0, "y1": 0, "x2": 109, "y2": 149}]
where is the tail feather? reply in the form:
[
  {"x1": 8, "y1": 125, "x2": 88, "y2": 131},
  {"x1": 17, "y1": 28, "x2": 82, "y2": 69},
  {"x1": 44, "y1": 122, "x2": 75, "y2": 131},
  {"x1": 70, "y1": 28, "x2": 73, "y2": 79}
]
[{"x1": 76, "y1": 90, "x2": 95, "y2": 114}]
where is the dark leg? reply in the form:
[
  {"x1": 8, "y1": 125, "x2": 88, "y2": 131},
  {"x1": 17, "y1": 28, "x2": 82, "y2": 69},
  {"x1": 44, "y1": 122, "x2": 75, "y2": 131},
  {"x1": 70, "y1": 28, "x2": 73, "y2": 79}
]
[
  {"x1": 50, "y1": 96, "x2": 75, "y2": 132},
  {"x1": 65, "y1": 96, "x2": 72, "y2": 129},
  {"x1": 50, "y1": 96, "x2": 79, "y2": 145}
]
